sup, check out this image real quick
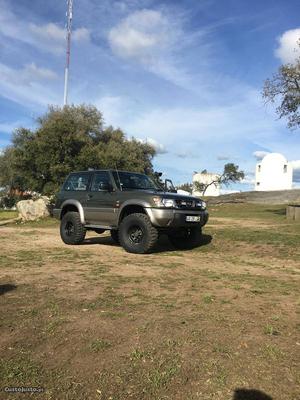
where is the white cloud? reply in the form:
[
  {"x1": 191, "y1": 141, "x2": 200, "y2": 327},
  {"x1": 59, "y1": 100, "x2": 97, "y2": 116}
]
[
  {"x1": 175, "y1": 151, "x2": 197, "y2": 159},
  {"x1": 137, "y1": 137, "x2": 167, "y2": 154},
  {"x1": 73, "y1": 27, "x2": 90, "y2": 42},
  {"x1": 0, "y1": 62, "x2": 60, "y2": 106},
  {"x1": 217, "y1": 155, "x2": 230, "y2": 161},
  {"x1": 108, "y1": 9, "x2": 174, "y2": 61},
  {"x1": 275, "y1": 28, "x2": 300, "y2": 64},
  {"x1": 23, "y1": 63, "x2": 58, "y2": 81},
  {"x1": 108, "y1": 8, "x2": 192, "y2": 87},
  {"x1": 0, "y1": 62, "x2": 57, "y2": 86},
  {"x1": 94, "y1": 95, "x2": 131, "y2": 127},
  {"x1": 253, "y1": 150, "x2": 270, "y2": 160},
  {"x1": 291, "y1": 160, "x2": 300, "y2": 169},
  {"x1": 0, "y1": 3, "x2": 90, "y2": 55},
  {"x1": 125, "y1": 101, "x2": 278, "y2": 146}
]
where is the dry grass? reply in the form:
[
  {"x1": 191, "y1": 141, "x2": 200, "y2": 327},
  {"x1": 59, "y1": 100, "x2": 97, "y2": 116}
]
[{"x1": 0, "y1": 204, "x2": 299, "y2": 400}]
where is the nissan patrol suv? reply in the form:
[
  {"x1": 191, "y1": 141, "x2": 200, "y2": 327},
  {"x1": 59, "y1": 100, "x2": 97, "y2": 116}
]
[{"x1": 53, "y1": 169, "x2": 208, "y2": 254}]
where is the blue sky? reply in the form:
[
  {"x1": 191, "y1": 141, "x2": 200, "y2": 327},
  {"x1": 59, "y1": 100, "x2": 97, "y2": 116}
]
[{"x1": 0, "y1": 0, "x2": 300, "y2": 191}]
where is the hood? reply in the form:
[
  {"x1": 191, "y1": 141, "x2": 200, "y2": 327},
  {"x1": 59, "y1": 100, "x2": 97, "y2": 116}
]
[{"x1": 140, "y1": 189, "x2": 202, "y2": 202}]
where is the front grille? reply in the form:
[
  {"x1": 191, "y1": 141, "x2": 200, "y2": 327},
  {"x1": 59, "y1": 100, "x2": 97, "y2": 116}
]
[{"x1": 175, "y1": 199, "x2": 198, "y2": 209}]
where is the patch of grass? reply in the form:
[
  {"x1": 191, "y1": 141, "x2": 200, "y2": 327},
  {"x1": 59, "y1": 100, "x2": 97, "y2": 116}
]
[
  {"x1": 0, "y1": 356, "x2": 43, "y2": 385},
  {"x1": 44, "y1": 317, "x2": 66, "y2": 335},
  {"x1": 250, "y1": 288, "x2": 265, "y2": 295},
  {"x1": 88, "y1": 265, "x2": 111, "y2": 277},
  {"x1": 130, "y1": 348, "x2": 152, "y2": 361},
  {"x1": 0, "y1": 247, "x2": 91, "y2": 269},
  {"x1": 147, "y1": 361, "x2": 180, "y2": 389},
  {"x1": 203, "y1": 294, "x2": 215, "y2": 304},
  {"x1": 210, "y1": 226, "x2": 300, "y2": 248},
  {"x1": 198, "y1": 269, "x2": 297, "y2": 296},
  {"x1": 262, "y1": 344, "x2": 284, "y2": 360},
  {"x1": 16, "y1": 217, "x2": 59, "y2": 227},
  {"x1": 208, "y1": 203, "x2": 287, "y2": 222},
  {"x1": 90, "y1": 339, "x2": 112, "y2": 352},
  {"x1": 215, "y1": 367, "x2": 227, "y2": 386},
  {"x1": 264, "y1": 324, "x2": 280, "y2": 336},
  {"x1": 0, "y1": 210, "x2": 18, "y2": 220},
  {"x1": 162, "y1": 262, "x2": 184, "y2": 269},
  {"x1": 212, "y1": 345, "x2": 232, "y2": 358}
]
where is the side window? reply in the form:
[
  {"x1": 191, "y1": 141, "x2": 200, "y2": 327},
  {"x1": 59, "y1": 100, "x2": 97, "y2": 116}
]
[
  {"x1": 90, "y1": 172, "x2": 111, "y2": 191},
  {"x1": 64, "y1": 173, "x2": 90, "y2": 191}
]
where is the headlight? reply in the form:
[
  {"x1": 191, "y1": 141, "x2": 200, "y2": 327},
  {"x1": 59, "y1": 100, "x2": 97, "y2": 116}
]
[
  {"x1": 196, "y1": 200, "x2": 206, "y2": 210},
  {"x1": 153, "y1": 197, "x2": 176, "y2": 208}
]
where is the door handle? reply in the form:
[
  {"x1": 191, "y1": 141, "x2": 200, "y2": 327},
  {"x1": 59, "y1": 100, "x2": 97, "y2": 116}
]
[{"x1": 87, "y1": 194, "x2": 93, "y2": 199}]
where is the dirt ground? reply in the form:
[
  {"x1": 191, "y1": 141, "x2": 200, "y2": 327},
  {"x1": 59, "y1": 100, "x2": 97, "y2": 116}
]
[{"x1": 0, "y1": 204, "x2": 299, "y2": 400}]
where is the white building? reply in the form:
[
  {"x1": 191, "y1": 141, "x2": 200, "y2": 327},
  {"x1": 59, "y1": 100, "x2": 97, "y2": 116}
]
[
  {"x1": 192, "y1": 172, "x2": 220, "y2": 197},
  {"x1": 255, "y1": 153, "x2": 293, "y2": 191}
]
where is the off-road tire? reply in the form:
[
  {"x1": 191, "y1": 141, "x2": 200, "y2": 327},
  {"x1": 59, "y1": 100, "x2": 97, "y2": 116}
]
[
  {"x1": 94, "y1": 228, "x2": 105, "y2": 234},
  {"x1": 110, "y1": 229, "x2": 120, "y2": 244},
  {"x1": 168, "y1": 227, "x2": 202, "y2": 250},
  {"x1": 119, "y1": 213, "x2": 158, "y2": 254},
  {"x1": 60, "y1": 211, "x2": 86, "y2": 245}
]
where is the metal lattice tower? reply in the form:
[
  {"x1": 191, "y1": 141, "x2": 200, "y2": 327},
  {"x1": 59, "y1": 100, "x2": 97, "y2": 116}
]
[{"x1": 63, "y1": 0, "x2": 73, "y2": 106}]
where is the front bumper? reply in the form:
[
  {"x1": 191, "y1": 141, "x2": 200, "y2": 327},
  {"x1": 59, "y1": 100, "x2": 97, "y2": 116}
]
[{"x1": 146, "y1": 208, "x2": 209, "y2": 228}]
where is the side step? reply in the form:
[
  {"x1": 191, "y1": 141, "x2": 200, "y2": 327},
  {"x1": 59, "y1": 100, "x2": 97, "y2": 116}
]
[{"x1": 85, "y1": 224, "x2": 115, "y2": 230}]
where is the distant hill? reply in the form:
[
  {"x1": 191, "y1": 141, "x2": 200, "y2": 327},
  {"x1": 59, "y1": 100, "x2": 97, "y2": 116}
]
[{"x1": 205, "y1": 189, "x2": 300, "y2": 205}]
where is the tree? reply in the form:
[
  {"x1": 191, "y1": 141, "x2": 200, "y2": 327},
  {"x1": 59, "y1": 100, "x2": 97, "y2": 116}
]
[
  {"x1": 263, "y1": 42, "x2": 300, "y2": 130},
  {"x1": 176, "y1": 183, "x2": 193, "y2": 194},
  {"x1": 193, "y1": 163, "x2": 244, "y2": 195},
  {"x1": 0, "y1": 105, "x2": 156, "y2": 195}
]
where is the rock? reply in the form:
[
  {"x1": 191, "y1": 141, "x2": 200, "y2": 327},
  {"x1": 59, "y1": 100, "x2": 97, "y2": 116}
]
[{"x1": 16, "y1": 198, "x2": 50, "y2": 221}]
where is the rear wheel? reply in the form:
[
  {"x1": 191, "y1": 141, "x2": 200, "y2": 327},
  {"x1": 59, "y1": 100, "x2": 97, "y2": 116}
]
[
  {"x1": 119, "y1": 213, "x2": 158, "y2": 254},
  {"x1": 60, "y1": 211, "x2": 86, "y2": 245},
  {"x1": 168, "y1": 227, "x2": 202, "y2": 250},
  {"x1": 110, "y1": 229, "x2": 120, "y2": 244}
]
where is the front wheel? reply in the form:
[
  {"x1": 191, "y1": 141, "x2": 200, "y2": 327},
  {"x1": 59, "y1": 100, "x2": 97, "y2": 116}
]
[
  {"x1": 119, "y1": 213, "x2": 158, "y2": 254},
  {"x1": 168, "y1": 227, "x2": 202, "y2": 250},
  {"x1": 60, "y1": 211, "x2": 86, "y2": 245}
]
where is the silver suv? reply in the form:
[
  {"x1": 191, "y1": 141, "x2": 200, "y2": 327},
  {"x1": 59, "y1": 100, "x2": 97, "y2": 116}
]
[{"x1": 53, "y1": 170, "x2": 208, "y2": 254}]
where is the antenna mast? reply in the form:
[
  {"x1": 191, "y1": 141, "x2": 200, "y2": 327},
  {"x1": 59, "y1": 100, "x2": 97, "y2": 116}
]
[{"x1": 63, "y1": 0, "x2": 73, "y2": 106}]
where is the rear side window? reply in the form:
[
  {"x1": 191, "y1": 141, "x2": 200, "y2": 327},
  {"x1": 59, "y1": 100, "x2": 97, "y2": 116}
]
[{"x1": 64, "y1": 173, "x2": 90, "y2": 191}]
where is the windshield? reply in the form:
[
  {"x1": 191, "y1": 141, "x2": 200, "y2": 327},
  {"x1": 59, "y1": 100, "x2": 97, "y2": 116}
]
[{"x1": 112, "y1": 171, "x2": 162, "y2": 191}]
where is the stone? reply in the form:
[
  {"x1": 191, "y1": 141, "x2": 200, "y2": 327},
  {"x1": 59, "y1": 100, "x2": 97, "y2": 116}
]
[{"x1": 16, "y1": 198, "x2": 50, "y2": 221}]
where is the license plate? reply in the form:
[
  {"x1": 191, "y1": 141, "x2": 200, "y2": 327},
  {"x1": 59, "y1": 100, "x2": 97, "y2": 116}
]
[{"x1": 186, "y1": 215, "x2": 201, "y2": 222}]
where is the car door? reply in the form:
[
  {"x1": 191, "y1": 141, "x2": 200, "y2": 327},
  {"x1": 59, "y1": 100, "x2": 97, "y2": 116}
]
[{"x1": 85, "y1": 171, "x2": 117, "y2": 226}]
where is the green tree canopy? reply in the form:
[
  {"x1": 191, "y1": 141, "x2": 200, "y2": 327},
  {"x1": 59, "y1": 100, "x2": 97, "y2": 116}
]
[
  {"x1": 263, "y1": 41, "x2": 300, "y2": 130},
  {"x1": 0, "y1": 105, "x2": 156, "y2": 195},
  {"x1": 194, "y1": 163, "x2": 245, "y2": 195}
]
